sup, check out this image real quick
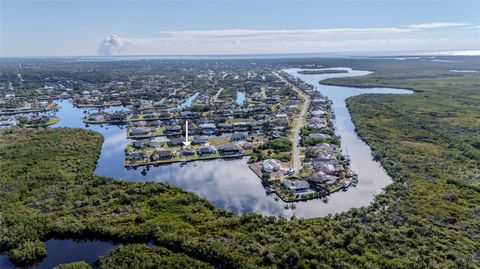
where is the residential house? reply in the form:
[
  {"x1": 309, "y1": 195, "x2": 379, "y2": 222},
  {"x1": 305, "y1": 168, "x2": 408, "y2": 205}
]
[
  {"x1": 168, "y1": 137, "x2": 184, "y2": 147},
  {"x1": 192, "y1": 136, "x2": 208, "y2": 145},
  {"x1": 164, "y1": 125, "x2": 182, "y2": 136},
  {"x1": 180, "y1": 147, "x2": 195, "y2": 156},
  {"x1": 307, "y1": 171, "x2": 338, "y2": 190},
  {"x1": 199, "y1": 123, "x2": 217, "y2": 134},
  {"x1": 281, "y1": 179, "x2": 309, "y2": 193},
  {"x1": 151, "y1": 149, "x2": 173, "y2": 161},
  {"x1": 262, "y1": 159, "x2": 281, "y2": 173},
  {"x1": 219, "y1": 143, "x2": 243, "y2": 156},
  {"x1": 126, "y1": 152, "x2": 146, "y2": 161},
  {"x1": 230, "y1": 133, "x2": 247, "y2": 142},
  {"x1": 197, "y1": 146, "x2": 217, "y2": 156}
]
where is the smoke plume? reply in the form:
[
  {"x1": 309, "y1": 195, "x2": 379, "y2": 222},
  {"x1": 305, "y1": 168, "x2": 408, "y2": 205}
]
[{"x1": 97, "y1": 34, "x2": 130, "y2": 55}]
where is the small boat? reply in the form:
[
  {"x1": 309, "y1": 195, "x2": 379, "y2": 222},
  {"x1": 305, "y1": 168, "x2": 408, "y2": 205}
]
[
  {"x1": 342, "y1": 181, "x2": 350, "y2": 191},
  {"x1": 274, "y1": 196, "x2": 279, "y2": 201},
  {"x1": 290, "y1": 203, "x2": 296, "y2": 209},
  {"x1": 322, "y1": 196, "x2": 329, "y2": 203},
  {"x1": 350, "y1": 173, "x2": 359, "y2": 187},
  {"x1": 179, "y1": 159, "x2": 188, "y2": 166},
  {"x1": 284, "y1": 204, "x2": 289, "y2": 209}
]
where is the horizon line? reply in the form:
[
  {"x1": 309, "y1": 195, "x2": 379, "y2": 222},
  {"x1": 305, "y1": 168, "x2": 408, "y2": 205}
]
[{"x1": 1, "y1": 49, "x2": 479, "y2": 59}]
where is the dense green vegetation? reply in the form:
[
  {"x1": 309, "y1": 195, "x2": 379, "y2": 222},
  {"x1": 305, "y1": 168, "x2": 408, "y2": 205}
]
[
  {"x1": 97, "y1": 244, "x2": 212, "y2": 269},
  {"x1": 1, "y1": 58, "x2": 479, "y2": 268},
  {"x1": 264, "y1": 138, "x2": 292, "y2": 152},
  {"x1": 54, "y1": 261, "x2": 92, "y2": 269}
]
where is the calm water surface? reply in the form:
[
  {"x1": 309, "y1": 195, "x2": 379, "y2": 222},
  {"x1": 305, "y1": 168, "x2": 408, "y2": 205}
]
[
  {"x1": 50, "y1": 67, "x2": 412, "y2": 218},
  {"x1": 2, "y1": 67, "x2": 412, "y2": 268},
  {"x1": 284, "y1": 67, "x2": 412, "y2": 217},
  {"x1": 236, "y1": 91, "x2": 246, "y2": 106},
  {"x1": 0, "y1": 239, "x2": 119, "y2": 269}
]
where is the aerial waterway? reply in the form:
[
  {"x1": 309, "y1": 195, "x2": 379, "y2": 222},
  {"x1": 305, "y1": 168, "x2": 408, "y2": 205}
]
[{"x1": 1, "y1": 67, "x2": 413, "y2": 269}]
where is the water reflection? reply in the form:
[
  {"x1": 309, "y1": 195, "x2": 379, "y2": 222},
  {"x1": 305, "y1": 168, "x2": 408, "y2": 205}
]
[
  {"x1": 0, "y1": 239, "x2": 119, "y2": 269},
  {"x1": 1, "y1": 67, "x2": 414, "y2": 268},
  {"x1": 46, "y1": 67, "x2": 412, "y2": 219},
  {"x1": 177, "y1": 92, "x2": 199, "y2": 109},
  {"x1": 284, "y1": 68, "x2": 412, "y2": 217},
  {"x1": 236, "y1": 91, "x2": 246, "y2": 106}
]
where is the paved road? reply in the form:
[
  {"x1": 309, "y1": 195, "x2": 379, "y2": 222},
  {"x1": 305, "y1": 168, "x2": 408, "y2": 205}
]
[
  {"x1": 212, "y1": 88, "x2": 224, "y2": 102},
  {"x1": 273, "y1": 71, "x2": 310, "y2": 173}
]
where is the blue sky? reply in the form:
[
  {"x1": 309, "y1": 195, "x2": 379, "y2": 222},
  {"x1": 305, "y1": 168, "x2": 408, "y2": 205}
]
[{"x1": 1, "y1": 0, "x2": 479, "y2": 56}]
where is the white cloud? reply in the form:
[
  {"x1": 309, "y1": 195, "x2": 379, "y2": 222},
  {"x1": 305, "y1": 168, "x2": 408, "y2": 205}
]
[
  {"x1": 97, "y1": 34, "x2": 132, "y2": 55},
  {"x1": 158, "y1": 27, "x2": 414, "y2": 39},
  {"x1": 96, "y1": 22, "x2": 476, "y2": 56},
  {"x1": 407, "y1": 22, "x2": 470, "y2": 29}
]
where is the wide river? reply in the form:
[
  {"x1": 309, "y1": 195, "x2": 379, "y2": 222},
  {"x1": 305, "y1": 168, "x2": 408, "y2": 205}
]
[{"x1": 1, "y1": 67, "x2": 412, "y2": 268}]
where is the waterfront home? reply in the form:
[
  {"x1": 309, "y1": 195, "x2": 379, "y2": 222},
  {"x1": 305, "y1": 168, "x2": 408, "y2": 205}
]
[
  {"x1": 106, "y1": 113, "x2": 127, "y2": 123},
  {"x1": 307, "y1": 171, "x2": 339, "y2": 189},
  {"x1": 316, "y1": 163, "x2": 336, "y2": 175},
  {"x1": 151, "y1": 149, "x2": 173, "y2": 161},
  {"x1": 219, "y1": 143, "x2": 243, "y2": 156},
  {"x1": 197, "y1": 146, "x2": 217, "y2": 156},
  {"x1": 126, "y1": 152, "x2": 146, "y2": 161},
  {"x1": 308, "y1": 123, "x2": 328, "y2": 130},
  {"x1": 262, "y1": 159, "x2": 281, "y2": 173},
  {"x1": 180, "y1": 147, "x2": 195, "y2": 156},
  {"x1": 308, "y1": 133, "x2": 331, "y2": 139},
  {"x1": 309, "y1": 117, "x2": 327, "y2": 125},
  {"x1": 314, "y1": 143, "x2": 339, "y2": 155},
  {"x1": 312, "y1": 98, "x2": 329, "y2": 106},
  {"x1": 311, "y1": 110, "x2": 326, "y2": 117},
  {"x1": 87, "y1": 114, "x2": 105, "y2": 122},
  {"x1": 281, "y1": 179, "x2": 310, "y2": 193},
  {"x1": 130, "y1": 127, "x2": 150, "y2": 136},
  {"x1": 132, "y1": 139, "x2": 153, "y2": 148}
]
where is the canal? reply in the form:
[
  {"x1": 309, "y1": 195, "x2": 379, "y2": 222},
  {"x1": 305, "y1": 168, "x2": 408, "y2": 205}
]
[{"x1": 1, "y1": 67, "x2": 412, "y2": 268}]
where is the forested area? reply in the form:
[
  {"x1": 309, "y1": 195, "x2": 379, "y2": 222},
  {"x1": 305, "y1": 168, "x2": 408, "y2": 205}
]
[{"x1": 1, "y1": 58, "x2": 479, "y2": 268}]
